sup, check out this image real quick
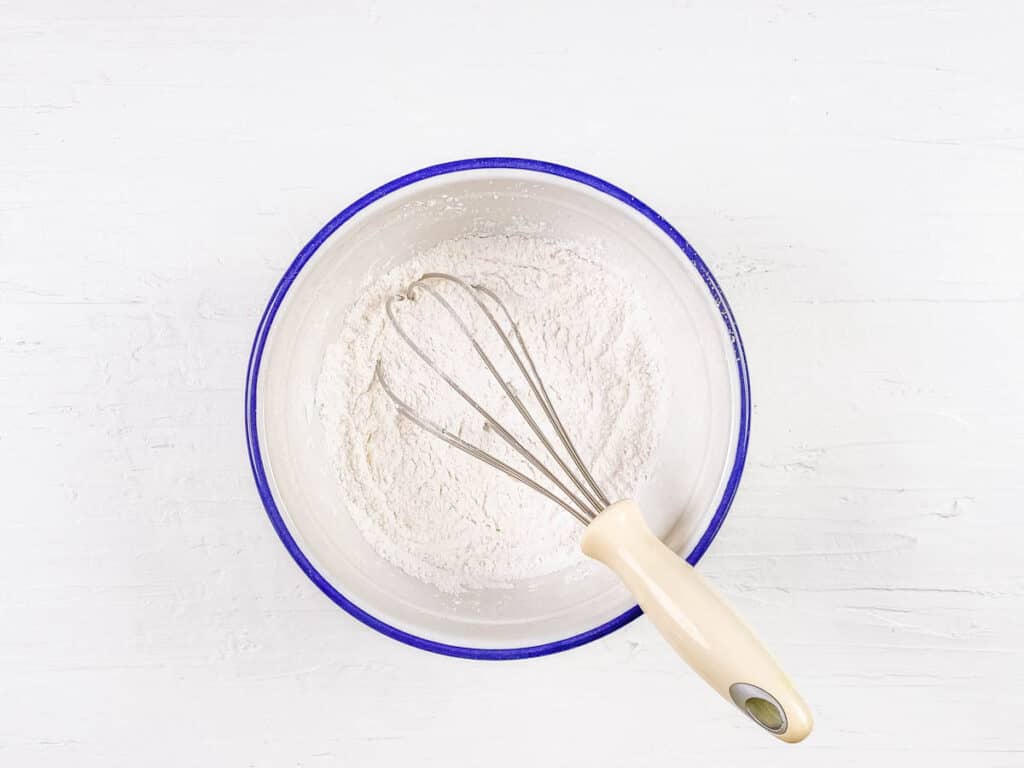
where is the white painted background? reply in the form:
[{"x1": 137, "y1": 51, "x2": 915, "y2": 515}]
[{"x1": 3, "y1": 1, "x2": 1023, "y2": 765}]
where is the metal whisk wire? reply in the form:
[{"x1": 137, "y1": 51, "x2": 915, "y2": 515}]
[
  {"x1": 374, "y1": 272, "x2": 608, "y2": 525},
  {"x1": 473, "y1": 283, "x2": 611, "y2": 510}
]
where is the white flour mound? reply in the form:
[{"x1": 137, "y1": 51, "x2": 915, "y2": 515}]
[{"x1": 316, "y1": 234, "x2": 665, "y2": 593}]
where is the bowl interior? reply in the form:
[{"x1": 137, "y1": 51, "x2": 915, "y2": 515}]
[{"x1": 253, "y1": 167, "x2": 743, "y2": 650}]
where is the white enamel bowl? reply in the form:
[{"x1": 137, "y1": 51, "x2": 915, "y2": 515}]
[{"x1": 245, "y1": 158, "x2": 750, "y2": 658}]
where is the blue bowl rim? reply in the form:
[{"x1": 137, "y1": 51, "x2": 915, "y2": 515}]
[{"x1": 244, "y1": 157, "x2": 751, "y2": 660}]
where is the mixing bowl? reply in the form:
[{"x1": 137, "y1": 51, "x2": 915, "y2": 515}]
[{"x1": 245, "y1": 157, "x2": 750, "y2": 658}]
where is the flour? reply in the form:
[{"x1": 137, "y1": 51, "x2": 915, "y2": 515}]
[{"x1": 316, "y1": 234, "x2": 665, "y2": 593}]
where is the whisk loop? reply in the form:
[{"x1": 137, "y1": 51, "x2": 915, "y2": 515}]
[{"x1": 374, "y1": 272, "x2": 608, "y2": 525}]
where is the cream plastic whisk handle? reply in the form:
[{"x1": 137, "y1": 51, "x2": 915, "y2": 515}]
[{"x1": 581, "y1": 500, "x2": 813, "y2": 743}]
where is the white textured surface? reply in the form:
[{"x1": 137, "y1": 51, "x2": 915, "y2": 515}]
[{"x1": 2, "y1": 1, "x2": 1022, "y2": 764}]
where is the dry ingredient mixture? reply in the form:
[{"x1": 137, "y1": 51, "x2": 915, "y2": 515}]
[{"x1": 316, "y1": 234, "x2": 665, "y2": 593}]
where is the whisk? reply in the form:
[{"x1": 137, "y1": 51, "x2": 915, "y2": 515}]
[{"x1": 376, "y1": 272, "x2": 813, "y2": 743}]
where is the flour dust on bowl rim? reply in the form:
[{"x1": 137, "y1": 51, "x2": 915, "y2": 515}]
[{"x1": 245, "y1": 157, "x2": 751, "y2": 660}]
